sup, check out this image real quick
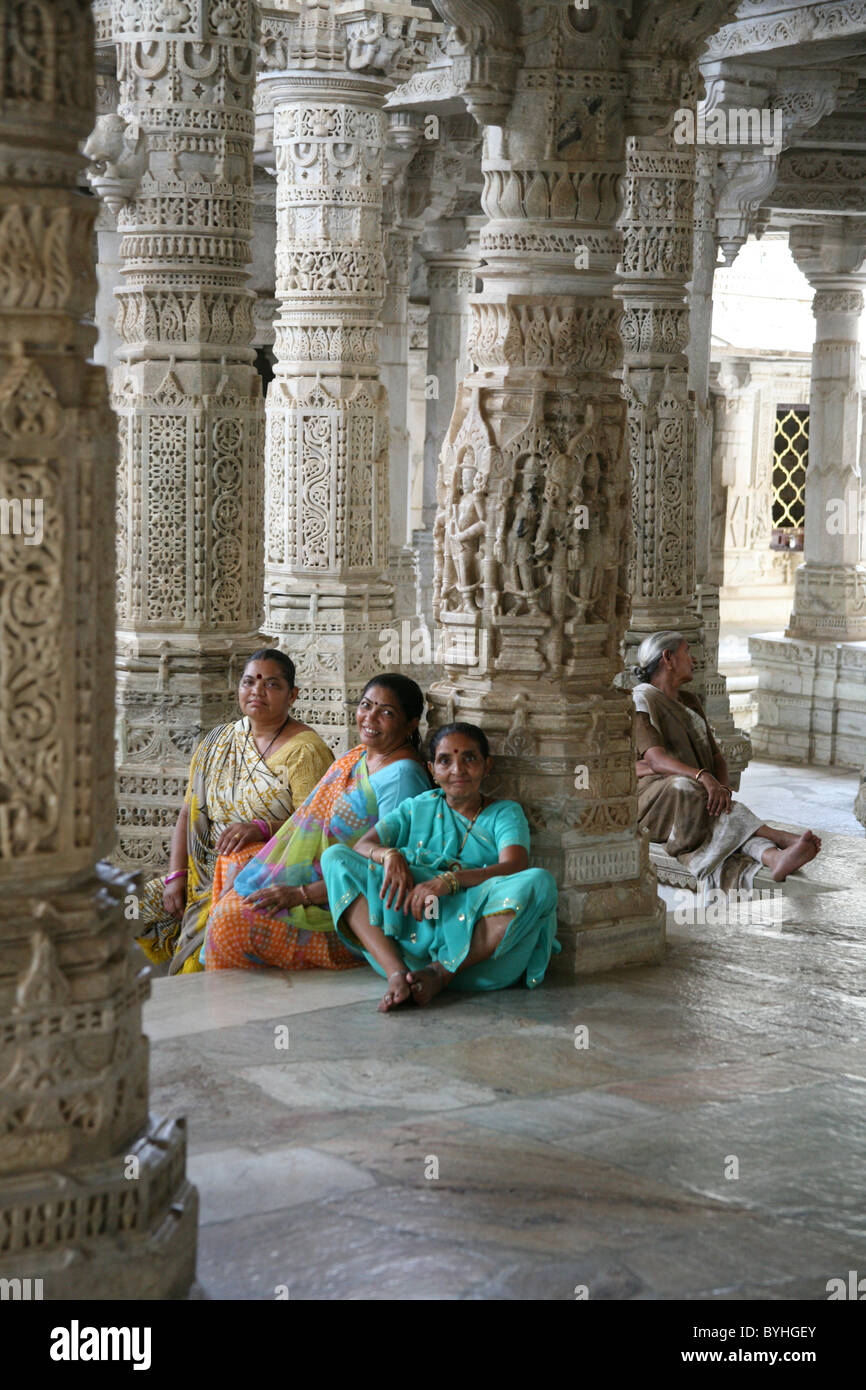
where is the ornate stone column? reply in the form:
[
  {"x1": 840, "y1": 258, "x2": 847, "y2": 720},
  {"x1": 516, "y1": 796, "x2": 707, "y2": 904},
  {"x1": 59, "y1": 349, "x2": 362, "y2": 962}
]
[
  {"x1": 259, "y1": 0, "x2": 434, "y2": 746},
  {"x1": 614, "y1": 60, "x2": 749, "y2": 782},
  {"x1": 382, "y1": 112, "x2": 424, "y2": 618},
  {"x1": 416, "y1": 214, "x2": 481, "y2": 630},
  {"x1": 689, "y1": 148, "x2": 752, "y2": 779},
  {"x1": 615, "y1": 75, "x2": 704, "y2": 682},
  {"x1": 85, "y1": 63, "x2": 137, "y2": 371},
  {"x1": 787, "y1": 224, "x2": 866, "y2": 640},
  {"x1": 109, "y1": 0, "x2": 265, "y2": 869},
  {"x1": 430, "y1": 0, "x2": 666, "y2": 973},
  {"x1": 0, "y1": 0, "x2": 195, "y2": 1298},
  {"x1": 407, "y1": 300, "x2": 429, "y2": 537},
  {"x1": 751, "y1": 221, "x2": 866, "y2": 766}
]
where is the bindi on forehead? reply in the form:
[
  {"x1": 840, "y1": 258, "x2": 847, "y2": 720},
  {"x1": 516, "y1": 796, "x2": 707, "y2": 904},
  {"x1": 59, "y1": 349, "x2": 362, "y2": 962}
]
[{"x1": 363, "y1": 691, "x2": 396, "y2": 710}]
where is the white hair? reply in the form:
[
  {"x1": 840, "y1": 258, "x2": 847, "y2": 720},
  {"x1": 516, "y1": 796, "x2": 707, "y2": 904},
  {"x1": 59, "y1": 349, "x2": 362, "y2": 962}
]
[{"x1": 633, "y1": 631, "x2": 686, "y2": 683}]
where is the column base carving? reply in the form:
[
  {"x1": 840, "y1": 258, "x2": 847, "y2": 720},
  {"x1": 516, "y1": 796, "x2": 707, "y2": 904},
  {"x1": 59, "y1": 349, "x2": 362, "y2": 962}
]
[
  {"x1": 389, "y1": 544, "x2": 420, "y2": 623},
  {"x1": 749, "y1": 631, "x2": 866, "y2": 769},
  {"x1": 0, "y1": 868, "x2": 197, "y2": 1297},
  {"x1": 695, "y1": 583, "x2": 752, "y2": 787},
  {"x1": 0, "y1": 1115, "x2": 197, "y2": 1300},
  {"x1": 265, "y1": 582, "x2": 396, "y2": 752},
  {"x1": 115, "y1": 638, "x2": 264, "y2": 870},
  {"x1": 428, "y1": 685, "x2": 666, "y2": 975},
  {"x1": 413, "y1": 526, "x2": 435, "y2": 633},
  {"x1": 786, "y1": 563, "x2": 866, "y2": 643}
]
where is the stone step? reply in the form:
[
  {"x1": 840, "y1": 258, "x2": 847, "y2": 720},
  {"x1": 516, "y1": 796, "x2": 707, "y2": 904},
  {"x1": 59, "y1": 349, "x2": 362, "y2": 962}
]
[{"x1": 650, "y1": 839, "x2": 850, "y2": 897}]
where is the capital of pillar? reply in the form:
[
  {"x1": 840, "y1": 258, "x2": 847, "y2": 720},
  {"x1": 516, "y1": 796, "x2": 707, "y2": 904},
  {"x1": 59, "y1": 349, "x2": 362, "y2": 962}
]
[{"x1": 0, "y1": 0, "x2": 195, "y2": 1297}]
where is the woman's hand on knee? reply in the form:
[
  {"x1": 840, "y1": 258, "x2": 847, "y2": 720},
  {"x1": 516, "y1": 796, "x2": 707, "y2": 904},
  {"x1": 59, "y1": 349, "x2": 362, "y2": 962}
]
[
  {"x1": 162, "y1": 880, "x2": 186, "y2": 918},
  {"x1": 380, "y1": 852, "x2": 413, "y2": 912},
  {"x1": 215, "y1": 821, "x2": 266, "y2": 855},
  {"x1": 700, "y1": 773, "x2": 732, "y2": 817},
  {"x1": 245, "y1": 885, "x2": 302, "y2": 914},
  {"x1": 405, "y1": 878, "x2": 446, "y2": 921}
]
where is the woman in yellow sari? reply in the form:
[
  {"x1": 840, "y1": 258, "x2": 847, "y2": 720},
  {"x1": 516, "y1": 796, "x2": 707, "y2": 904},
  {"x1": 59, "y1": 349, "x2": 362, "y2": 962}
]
[{"x1": 136, "y1": 650, "x2": 333, "y2": 975}]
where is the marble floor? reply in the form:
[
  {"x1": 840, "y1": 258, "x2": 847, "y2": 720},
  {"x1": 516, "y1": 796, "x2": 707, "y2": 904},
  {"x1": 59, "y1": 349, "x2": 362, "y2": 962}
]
[
  {"x1": 145, "y1": 772, "x2": 866, "y2": 1301},
  {"x1": 737, "y1": 757, "x2": 861, "y2": 838}
]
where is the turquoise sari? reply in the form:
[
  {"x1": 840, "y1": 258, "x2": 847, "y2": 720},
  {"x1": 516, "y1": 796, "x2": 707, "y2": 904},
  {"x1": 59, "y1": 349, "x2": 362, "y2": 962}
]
[{"x1": 320, "y1": 788, "x2": 560, "y2": 990}]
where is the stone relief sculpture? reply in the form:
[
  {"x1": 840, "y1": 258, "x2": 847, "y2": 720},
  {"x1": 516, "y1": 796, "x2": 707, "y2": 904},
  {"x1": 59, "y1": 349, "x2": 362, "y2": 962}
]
[
  {"x1": 442, "y1": 447, "x2": 487, "y2": 614},
  {"x1": 498, "y1": 455, "x2": 543, "y2": 617}
]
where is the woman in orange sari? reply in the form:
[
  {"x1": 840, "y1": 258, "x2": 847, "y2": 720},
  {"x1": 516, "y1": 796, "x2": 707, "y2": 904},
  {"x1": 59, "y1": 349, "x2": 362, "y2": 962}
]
[{"x1": 204, "y1": 675, "x2": 431, "y2": 971}]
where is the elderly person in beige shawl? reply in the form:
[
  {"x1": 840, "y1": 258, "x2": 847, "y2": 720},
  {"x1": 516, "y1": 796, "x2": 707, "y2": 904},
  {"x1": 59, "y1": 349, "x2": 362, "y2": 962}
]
[{"x1": 632, "y1": 631, "x2": 821, "y2": 891}]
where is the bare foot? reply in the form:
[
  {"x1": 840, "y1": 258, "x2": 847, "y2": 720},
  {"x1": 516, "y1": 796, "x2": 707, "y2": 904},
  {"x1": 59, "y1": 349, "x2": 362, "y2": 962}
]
[
  {"x1": 770, "y1": 830, "x2": 821, "y2": 881},
  {"x1": 378, "y1": 970, "x2": 411, "y2": 1013},
  {"x1": 772, "y1": 827, "x2": 822, "y2": 852},
  {"x1": 406, "y1": 963, "x2": 448, "y2": 1007}
]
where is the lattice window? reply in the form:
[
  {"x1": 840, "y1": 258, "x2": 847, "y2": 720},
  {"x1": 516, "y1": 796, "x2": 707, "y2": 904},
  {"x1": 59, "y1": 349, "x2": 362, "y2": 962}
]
[{"x1": 771, "y1": 405, "x2": 808, "y2": 547}]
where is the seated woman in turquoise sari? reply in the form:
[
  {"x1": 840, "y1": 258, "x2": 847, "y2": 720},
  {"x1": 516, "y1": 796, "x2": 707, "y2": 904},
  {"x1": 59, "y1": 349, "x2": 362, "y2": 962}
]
[{"x1": 321, "y1": 723, "x2": 559, "y2": 1012}]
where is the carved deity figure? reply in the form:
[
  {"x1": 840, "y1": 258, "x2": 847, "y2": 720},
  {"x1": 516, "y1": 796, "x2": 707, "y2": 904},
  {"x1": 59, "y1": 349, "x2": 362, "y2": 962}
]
[
  {"x1": 443, "y1": 450, "x2": 486, "y2": 614},
  {"x1": 534, "y1": 453, "x2": 571, "y2": 662},
  {"x1": 9, "y1": 1, "x2": 43, "y2": 100},
  {"x1": 496, "y1": 456, "x2": 543, "y2": 615},
  {"x1": 348, "y1": 15, "x2": 412, "y2": 72},
  {"x1": 571, "y1": 448, "x2": 607, "y2": 622}
]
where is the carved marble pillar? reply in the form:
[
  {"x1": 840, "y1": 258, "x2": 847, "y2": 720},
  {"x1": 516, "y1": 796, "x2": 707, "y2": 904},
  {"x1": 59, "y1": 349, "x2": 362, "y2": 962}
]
[
  {"x1": 787, "y1": 226, "x2": 866, "y2": 640},
  {"x1": 429, "y1": 0, "x2": 665, "y2": 973},
  {"x1": 259, "y1": 1, "x2": 434, "y2": 746},
  {"x1": 86, "y1": 64, "x2": 131, "y2": 371},
  {"x1": 407, "y1": 300, "x2": 429, "y2": 536},
  {"x1": 750, "y1": 222, "x2": 866, "y2": 767},
  {"x1": 109, "y1": 0, "x2": 265, "y2": 869},
  {"x1": 251, "y1": 171, "x2": 278, "y2": 354},
  {"x1": 0, "y1": 0, "x2": 195, "y2": 1297},
  {"x1": 415, "y1": 216, "x2": 480, "y2": 631},
  {"x1": 382, "y1": 211, "x2": 421, "y2": 616},
  {"x1": 689, "y1": 148, "x2": 752, "y2": 778},
  {"x1": 615, "y1": 99, "x2": 704, "y2": 681},
  {"x1": 615, "y1": 63, "x2": 747, "y2": 783},
  {"x1": 713, "y1": 358, "x2": 761, "y2": 577}
]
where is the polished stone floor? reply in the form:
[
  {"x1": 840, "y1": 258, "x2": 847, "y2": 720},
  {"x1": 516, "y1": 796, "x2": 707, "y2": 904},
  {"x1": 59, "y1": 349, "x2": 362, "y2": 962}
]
[
  {"x1": 737, "y1": 757, "x2": 861, "y2": 837},
  {"x1": 146, "y1": 775, "x2": 866, "y2": 1301}
]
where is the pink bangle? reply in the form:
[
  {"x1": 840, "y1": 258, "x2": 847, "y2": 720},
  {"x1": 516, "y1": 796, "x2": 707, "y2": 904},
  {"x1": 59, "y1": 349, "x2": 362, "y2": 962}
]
[
  {"x1": 165, "y1": 869, "x2": 187, "y2": 884},
  {"x1": 252, "y1": 819, "x2": 271, "y2": 839}
]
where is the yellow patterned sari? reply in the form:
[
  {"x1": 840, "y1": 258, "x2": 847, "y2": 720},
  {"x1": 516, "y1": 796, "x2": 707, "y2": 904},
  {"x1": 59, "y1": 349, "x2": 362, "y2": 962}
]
[{"x1": 136, "y1": 719, "x2": 333, "y2": 974}]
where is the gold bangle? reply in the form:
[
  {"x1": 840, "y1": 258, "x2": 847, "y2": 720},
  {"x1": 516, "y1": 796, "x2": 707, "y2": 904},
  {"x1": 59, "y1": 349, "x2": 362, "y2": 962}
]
[{"x1": 694, "y1": 768, "x2": 710, "y2": 784}]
